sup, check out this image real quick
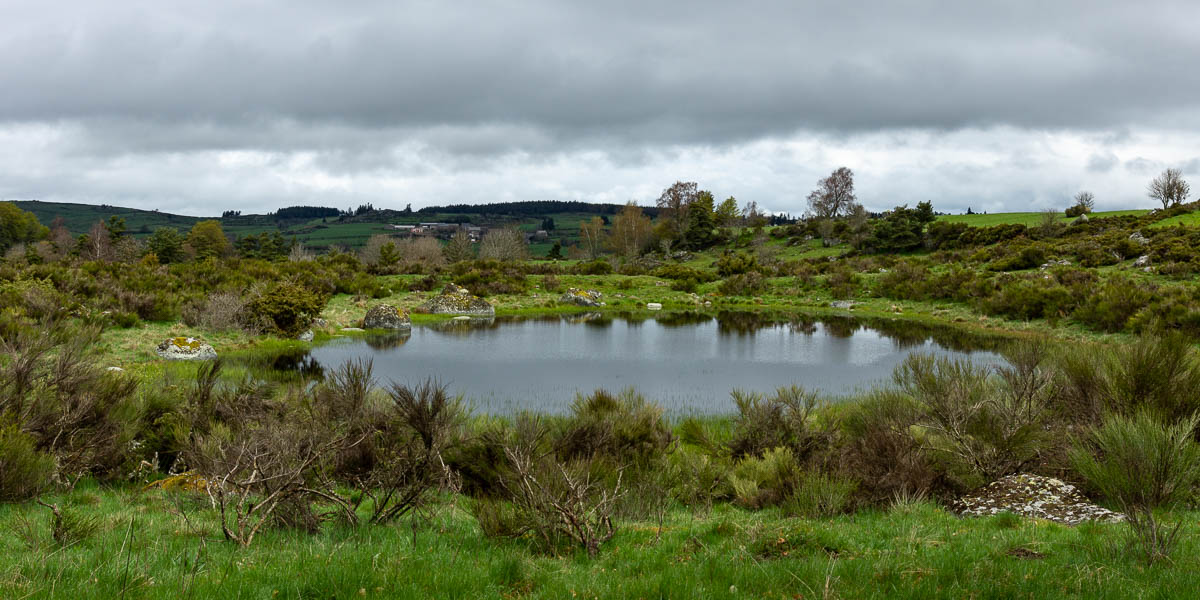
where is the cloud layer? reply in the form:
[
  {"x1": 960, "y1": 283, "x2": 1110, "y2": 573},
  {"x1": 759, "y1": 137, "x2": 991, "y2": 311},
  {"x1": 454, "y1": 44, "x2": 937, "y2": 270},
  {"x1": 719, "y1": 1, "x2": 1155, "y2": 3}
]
[{"x1": 2, "y1": 1, "x2": 1199, "y2": 215}]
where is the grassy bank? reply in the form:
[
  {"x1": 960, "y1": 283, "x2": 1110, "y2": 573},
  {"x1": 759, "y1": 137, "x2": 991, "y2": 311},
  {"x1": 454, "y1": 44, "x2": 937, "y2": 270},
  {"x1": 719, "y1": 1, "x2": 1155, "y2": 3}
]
[{"x1": 2, "y1": 484, "x2": 1194, "y2": 599}]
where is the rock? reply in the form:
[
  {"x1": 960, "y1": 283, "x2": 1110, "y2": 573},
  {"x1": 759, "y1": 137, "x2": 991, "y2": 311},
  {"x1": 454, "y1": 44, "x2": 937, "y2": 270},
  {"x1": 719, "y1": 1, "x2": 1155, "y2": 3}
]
[
  {"x1": 1129, "y1": 232, "x2": 1149, "y2": 246},
  {"x1": 156, "y1": 337, "x2": 217, "y2": 361},
  {"x1": 1071, "y1": 214, "x2": 1089, "y2": 225},
  {"x1": 646, "y1": 302, "x2": 663, "y2": 310},
  {"x1": 106, "y1": 366, "x2": 124, "y2": 372},
  {"x1": 830, "y1": 300, "x2": 855, "y2": 310},
  {"x1": 340, "y1": 327, "x2": 365, "y2": 332},
  {"x1": 453, "y1": 315, "x2": 471, "y2": 321},
  {"x1": 890, "y1": 304, "x2": 902, "y2": 313},
  {"x1": 419, "y1": 283, "x2": 496, "y2": 316},
  {"x1": 951, "y1": 474, "x2": 1124, "y2": 525},
  {"x1": 312, "y1": 317, "x2": 328, "y2": 328},
  {"x1": 363, "y1": 304, "x2": 412, "y2": 330},
  {"x1": 1134, "y1": 254, "x2": 1151, "y2": 267},
  {"x1": 1039, "y1": 259, "x2": 1071, "y2": 270},
  {"x1": 560, "y1": 288, "x2": 605, "y2": 307},
  {"x1": 297, "y1": 330, "x2": 314, "y2": 342}
]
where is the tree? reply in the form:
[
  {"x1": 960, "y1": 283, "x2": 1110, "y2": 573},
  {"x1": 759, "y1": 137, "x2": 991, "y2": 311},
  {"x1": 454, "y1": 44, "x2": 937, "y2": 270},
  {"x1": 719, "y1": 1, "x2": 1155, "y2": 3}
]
[
  {"x1": 478, "y1": 228, "x2": 528, "y2": 261},
  {"x1": 806, "y1": 167, "x2": 859, "y2": 219},
  {"x1": 0, "y1": 202, "x2": 48, "y2": 253},
  {"x1": 714, "y1": 197, "x2": 741, "y2": 228},
  {"x1": 187, "y1": 220, "x2": 231, "y2": 260},
  {"x1": 105, "y1": 216, "x2": 126, "y2": 242},
  {"x1": 1148, "y1": 168, "x2": 1190, "y2": 209},
  {"x1": 864, "y1": 201, "x2": 936, "y2": 253},
  {"x1": 146, "y1": 227, "x2": 186, "y2": 264},
  {"x1": 682, "y1": 191, "x2": 719, "y2": 250},
  {"x1": 443, "y1": 230, "x2": 475, "y2": 263},
  {"x1": 579, "y1": 216, "x2": 608, "y2": 260},
  {"x1": 547, "y1": 242, "x2": 563, "y2": 260},
  {"x1": 608, "y1": 202, "x2": 654, "y2": 259},
  {"x1": 655, "y1": 181, "x2": 699, "y2": 240},
  {"x1": 541, "y1": 217, "x2": 556, "y2": 231},
  {"x1": 1074, "y1": 191, "x2": 1095, "y2": 212},
  {"x1": 741, "y1": 200, "x2": 768, "y2": 229}
]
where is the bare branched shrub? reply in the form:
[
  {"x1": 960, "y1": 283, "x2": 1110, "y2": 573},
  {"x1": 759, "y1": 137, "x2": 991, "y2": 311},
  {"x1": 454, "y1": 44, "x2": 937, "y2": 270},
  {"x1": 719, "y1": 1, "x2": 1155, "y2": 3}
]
[
  {"x1": 840, "y1": 390, "x2": 939, "y2": 504},
  {"x1": 895, "y1": 348, "x2": 1052, "y2": 490},
  {"x1": 396, "y1": 237, "x2": 446, "y2": 269},
  {"x1": 182, "y1": 291, "x2": 255, "y2": 333}
]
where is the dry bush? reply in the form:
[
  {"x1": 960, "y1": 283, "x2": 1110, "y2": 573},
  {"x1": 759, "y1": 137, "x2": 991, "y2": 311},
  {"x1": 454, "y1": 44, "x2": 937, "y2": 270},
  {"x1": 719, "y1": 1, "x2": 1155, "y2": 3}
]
[
  {"x1": 397, "y1": 237, "x2": 447, "y2": 269},
  {"x1": 728, "y1": 385, "x2": 828, "y2": 461},
  {"x1": 840, "y1": 390, "x2": 940, "y2": 504},
  {"x1": 182, "y1": 291, "x2": 255, "y2": 333}
]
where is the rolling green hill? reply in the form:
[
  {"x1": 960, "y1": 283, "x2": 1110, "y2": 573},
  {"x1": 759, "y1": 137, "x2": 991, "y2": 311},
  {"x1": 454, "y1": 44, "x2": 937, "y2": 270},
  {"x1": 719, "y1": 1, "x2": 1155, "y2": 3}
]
[{"x1": 937, "y1": 209, "x2": 1149, "y2": 227}]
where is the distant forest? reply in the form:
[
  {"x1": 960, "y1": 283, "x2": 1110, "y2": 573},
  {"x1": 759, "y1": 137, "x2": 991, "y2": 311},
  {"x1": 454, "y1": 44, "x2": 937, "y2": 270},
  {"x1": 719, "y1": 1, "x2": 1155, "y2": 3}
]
[{"x1": 418, "y1": 200, "x2": 660, "y2": 218}]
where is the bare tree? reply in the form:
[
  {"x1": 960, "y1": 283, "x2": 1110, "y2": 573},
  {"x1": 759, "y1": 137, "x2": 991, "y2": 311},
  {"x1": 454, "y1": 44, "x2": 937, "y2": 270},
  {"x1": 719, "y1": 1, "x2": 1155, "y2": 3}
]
[
  {"x1": 443, "y1": 229, "x2": 475, "y2": 263},
  {"x1": 806, "y1": 167, "x2": 859, "y2": 219},
  {"x1": 1073, "y1": 191, "x2": 1095, "y2": 212},
  {"x1": 608, "y1": 202, "x2": 654, "y2": 259},
  {"x1": 478, "y1": 228, "x2": 529, "y2": 261},
  {"x1": 655, "y1": 181, "x2": 699, "y2": 240},
  {"x1": 1148, "y1": 168, "x2": 1191, "y2": 209},
  {"x1": 578, "y1": 216, "x2": 607, "y2": 260}
]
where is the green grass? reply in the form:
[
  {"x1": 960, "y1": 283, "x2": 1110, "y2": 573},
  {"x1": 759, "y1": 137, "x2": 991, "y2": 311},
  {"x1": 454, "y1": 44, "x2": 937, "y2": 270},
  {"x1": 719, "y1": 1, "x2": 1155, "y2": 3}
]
[
  {"x1": 0, "y1": 483, "x2": 1194, "y2": 599},
  {"x1": 1148, "y1": 211, "x2": 1200, "y2": 228},
  {"x1": 937, "y1": 209, "x2": 1149, "y2": 227}
]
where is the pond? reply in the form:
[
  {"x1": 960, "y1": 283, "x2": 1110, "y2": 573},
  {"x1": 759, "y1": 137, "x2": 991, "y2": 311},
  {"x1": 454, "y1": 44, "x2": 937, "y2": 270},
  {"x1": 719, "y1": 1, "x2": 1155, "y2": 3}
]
[{"x1": 289, "y1": 311, "x2": 1006, "y2": 415}]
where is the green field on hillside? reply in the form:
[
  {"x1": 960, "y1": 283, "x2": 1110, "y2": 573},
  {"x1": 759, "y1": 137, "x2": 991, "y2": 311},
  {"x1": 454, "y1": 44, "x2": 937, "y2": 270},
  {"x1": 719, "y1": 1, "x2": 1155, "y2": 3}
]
[{"x1": 937, "y1": 209, "x2": 1149, "y2": 227}]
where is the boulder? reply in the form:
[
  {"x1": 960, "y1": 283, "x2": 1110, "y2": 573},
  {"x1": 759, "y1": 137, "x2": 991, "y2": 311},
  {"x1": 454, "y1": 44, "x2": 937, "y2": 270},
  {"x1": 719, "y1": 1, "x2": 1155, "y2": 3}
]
[
  {"x1": 951, "y1": 474, "x2": 1124, "y2": 525},
  {"x1": 1070, "y1": 213, "x2": 1089, "y2": 225},
  {"x1": 646, "y1": 302, "x2": 663, "y2": 310},
  {"x1": 419, "y1": 283, "x2": 496, "y2": 316},
  {"x1": 1129, "y1": 231, "x2": 1149, "y2": 246},
  {"x1": 560, "y1": 288, "x2": 604, "y2": 307},
  {"x1": 830, "y1": 300, "x2": 855, "y2": 310},
  {"x1": 363, "y1": 304, "x2": 412, "y2": 330},
  {"x1": 1134, "y1": 254, "x2": 1151, "y2": 268},
  {"x1": 156, "y1": 337, "x2": 217, "y2": 361},
  {"x1": 297, "y1": 330, "x2": 314, "y2": 342}
]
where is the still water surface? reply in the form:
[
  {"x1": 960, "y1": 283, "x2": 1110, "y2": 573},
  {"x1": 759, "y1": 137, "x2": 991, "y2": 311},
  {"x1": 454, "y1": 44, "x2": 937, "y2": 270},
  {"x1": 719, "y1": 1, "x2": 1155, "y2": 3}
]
[{"x1": 299, "y1": 312, "x2": 1003, "y2": 415}]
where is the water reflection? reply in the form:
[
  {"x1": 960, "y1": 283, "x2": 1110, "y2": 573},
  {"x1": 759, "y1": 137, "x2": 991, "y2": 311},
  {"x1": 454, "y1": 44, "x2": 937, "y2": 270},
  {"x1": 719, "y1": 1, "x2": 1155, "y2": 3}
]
[{"x1": 280, "y1": 311, "x2": 1006, "y2": 415}]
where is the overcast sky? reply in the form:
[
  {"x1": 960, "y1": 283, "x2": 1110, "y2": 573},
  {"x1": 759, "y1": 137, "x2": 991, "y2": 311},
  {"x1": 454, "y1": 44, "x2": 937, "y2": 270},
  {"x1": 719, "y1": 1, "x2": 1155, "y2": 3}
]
[{"x1": 2, "y1": 0, "x2": 1199, "y2": 216}]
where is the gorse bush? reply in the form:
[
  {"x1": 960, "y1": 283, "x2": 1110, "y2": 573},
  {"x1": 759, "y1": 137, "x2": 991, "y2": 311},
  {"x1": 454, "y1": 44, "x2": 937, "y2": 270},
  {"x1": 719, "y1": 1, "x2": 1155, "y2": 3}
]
[
  {"x1": 558, "y1": 388, "x2": 675, "y2": 466},
  {"x1": 247, "y1": 281, "x2": 328, "y2": 337},
  {"x1": 894, "y1": 345, "x2": 1054, "y2": 490},
  {"x1": 717, "y1": 272, "x2": 766, "y2": 296},
  {"x1": 728, "y1": 386, "x2": 828, "y2": 461},
  {"x1": 1070, "y1": 411, "x2": 1200, "y2": 562},
  {"x1": 0, "y1": 424, "x2": 55, "y2": 502}
]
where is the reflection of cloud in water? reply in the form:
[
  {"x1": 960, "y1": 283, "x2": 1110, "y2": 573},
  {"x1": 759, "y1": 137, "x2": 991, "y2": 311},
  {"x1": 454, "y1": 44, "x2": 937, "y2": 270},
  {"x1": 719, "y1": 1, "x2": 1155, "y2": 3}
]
[{"x1": 295, "y1": 311, "x2": 1008, "y2": 415}]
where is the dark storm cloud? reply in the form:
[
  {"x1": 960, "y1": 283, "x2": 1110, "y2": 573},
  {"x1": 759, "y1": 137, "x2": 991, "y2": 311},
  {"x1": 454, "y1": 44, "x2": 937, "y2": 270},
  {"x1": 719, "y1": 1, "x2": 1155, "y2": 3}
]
[
  {"x1": 1, "y1": 1, "x2": 1198, "y2": 214},
  {"x1": 4, "y1": 1, "x2": 1200, "y2": 144}
]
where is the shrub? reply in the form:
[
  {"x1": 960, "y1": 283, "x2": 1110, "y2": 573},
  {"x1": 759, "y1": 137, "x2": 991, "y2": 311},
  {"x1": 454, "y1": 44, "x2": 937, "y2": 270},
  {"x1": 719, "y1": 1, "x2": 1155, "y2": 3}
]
[
  {"x1": 541, "y1": 274, "x2": 562, "y2": 293},
  {"x1": 895, "y1": 348, "x2": 1053, "y2": 490},
  {"x1": 717, "y1": 272, "x2": 766, "y2": 296},
  {"x1": 715, "y1": 252, "x2": 759, "y2": 277},
  {"x1": 988, "y1": 243, "x2": 1048, "y2": 271},
  {"x1": 1101, "y1": 333, "x2": 1200, "y2": 423},
  {"x1": 557, "y1": 389, "x2": 674, "y2": 466},
  {"x1": 1070, "y1": 411, "x2": 1200, "y2": 563},
  {"x1": 1072, "y1": 277, "x2": 1152, "y2": 333},
  {"x1": 784, "y1": 472, "x2": 857, "y2": 518},
  {"x1": 728, "y1": 386, "x2": 827, "y2": 461},
  {"x1": 247, "y1": 281, "x2": 328, "y2": 337},
  {"x1": 729, "y1": 447, "x2": 798, "y2": 509},
  {"x1": 574, "y1": 260, "x2": 613, "y2": 275},
  {"x1": 840, "y1": 390, "x2": 939, "y2": 503},
  {"x1": 826, "y1": 267, "x2": 860, "y2": 300},
  {"x1": 182, "y1": 291, "x2": 253, "y2": 333},
  {"x1": 651, "y1": 264, "x2": 716, "y2": 283},
  {"x1": 0, "y1": 424, "x2": 55, "y2": 502}
]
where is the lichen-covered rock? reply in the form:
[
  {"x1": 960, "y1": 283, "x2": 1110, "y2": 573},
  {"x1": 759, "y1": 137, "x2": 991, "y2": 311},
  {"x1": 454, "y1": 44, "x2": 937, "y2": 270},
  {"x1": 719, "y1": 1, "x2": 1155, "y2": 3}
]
[
  {"x1": 1129, "y1": 231, "x2": 1149, "y2": 246},
  {"x1": 560, "y1": 288, "x2": 604, "y2": 307},
  {"x1": 950, "y1": 474, "x2": 1124, "y2": 525},
  {"x1": 1134, "y1": 254, "x2": 1151, "y2": 268},
  {"x1": 420, "y1": 283, "x2": 495, "y2": 316},
  {"x1": 297, "y1": 330, "x2": 314, "y2": 342},
  {"x1": 363, "y1": 304, "x2": 412, "y2": 330},
  {"x1": 830, "y1": 300, "x2": 855, "y2": 310},
  {"x1": 156, "y1": 337, "x2": 217, "y2": 361}
]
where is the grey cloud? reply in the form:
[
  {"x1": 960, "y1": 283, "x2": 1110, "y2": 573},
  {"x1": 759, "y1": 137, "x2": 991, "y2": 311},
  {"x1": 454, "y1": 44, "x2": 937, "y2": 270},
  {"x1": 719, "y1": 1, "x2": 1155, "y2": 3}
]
[{"x1": 1087, "y1": 152, "x2": 1119, "y2": 173}]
